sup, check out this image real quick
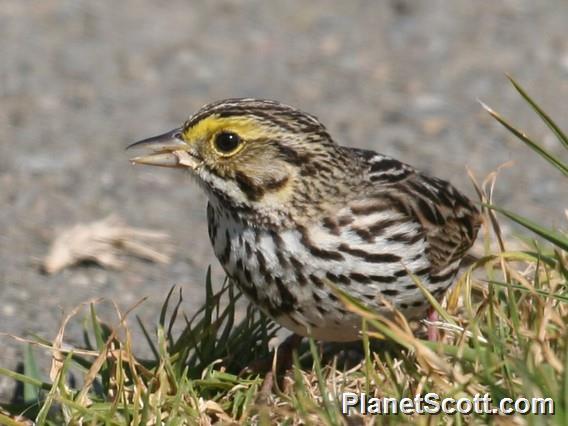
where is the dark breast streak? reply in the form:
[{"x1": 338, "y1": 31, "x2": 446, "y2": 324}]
[{"x1": 206, "y1": 194, "x2": 450, "y2": 333}]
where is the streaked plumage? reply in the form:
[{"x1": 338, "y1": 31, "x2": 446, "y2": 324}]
[{"x1": 129, "y1": 98, "x2": 481, "y2": 341}]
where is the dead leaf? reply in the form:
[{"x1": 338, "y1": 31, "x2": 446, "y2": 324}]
[{"x1": 42, "y1": 215, "x2": 172, "y2": 274}]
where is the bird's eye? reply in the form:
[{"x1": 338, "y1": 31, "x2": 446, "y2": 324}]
[{"x1": 213, "y1": 131, "x2": 242, "y2": 154}]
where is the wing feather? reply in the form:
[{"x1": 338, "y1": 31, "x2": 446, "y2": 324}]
[{"x1": 355, "y1": 150, "x2": 482, "y2": 274}]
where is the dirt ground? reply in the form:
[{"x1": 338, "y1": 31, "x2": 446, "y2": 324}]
[{"x1": 1, "y1": 0, "x2": 567, "y2": 401}]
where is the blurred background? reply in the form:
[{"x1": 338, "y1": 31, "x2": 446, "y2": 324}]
[{"x1": 1, "y1": 0, "x2": 567, "y2": 399}]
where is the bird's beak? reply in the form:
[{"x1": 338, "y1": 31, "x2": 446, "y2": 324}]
[{"x1": 127, "y1": 128, "x2": 190, "y2": 168}]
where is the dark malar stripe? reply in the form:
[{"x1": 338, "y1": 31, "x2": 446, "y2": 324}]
[
  {"x1": 235, "y1": 171, "x2": 264, "y2": 201},
  {"x1": 234, "y1": 172, "x2": 288, "y2": 200}
]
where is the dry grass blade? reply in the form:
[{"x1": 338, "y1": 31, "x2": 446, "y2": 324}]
[
  {"x1": 50, "y1": 299, "x2": 104, "y2": 382},
  {"x1": 0, "y1": 408, "x2": 34, "y2": 426}
]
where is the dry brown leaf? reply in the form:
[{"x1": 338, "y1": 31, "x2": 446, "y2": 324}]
[{"x1": 42, "y1": 215, "x2": 172, "y2": 274}]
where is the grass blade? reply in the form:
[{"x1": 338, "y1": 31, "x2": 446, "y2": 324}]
[
  {"x1": 159, "y1": 285, "x2": 176, "y2": 328},
  {"x1": 507, "y1": 75, "x2": 568, "y2": 151},
  {"x1": 479, "y1": 100, "x2": 568, "y2": 177},
  {"x1": 485, "y1": 204, "x2": 568, "y2": 251},
  {"x1": 23, "y1": 345, "x2": 40, "y2": 403},
  {"x1": 136, "y1": 315, "x2": 159, "y2": 361}
]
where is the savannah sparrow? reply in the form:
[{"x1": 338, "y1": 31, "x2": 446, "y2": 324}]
[{"x1": 128, "y1": 99, "x2": 481, "y2": 342}]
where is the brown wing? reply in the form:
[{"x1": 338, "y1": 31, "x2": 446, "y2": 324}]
[
  {"x1": 398, "y1": 174, "x2": 481, "y2": 273},
  {"x1": 359, "y1": 150, "x2": 482, "y2": 274}
]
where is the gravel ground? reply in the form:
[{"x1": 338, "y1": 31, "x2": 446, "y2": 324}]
[{"x1": 1, "y1": 0, "x2": 567, "y2": 401}]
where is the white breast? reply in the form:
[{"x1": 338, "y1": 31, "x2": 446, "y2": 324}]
[{"x1": 207, "y1": 201, "x2": 456, "y2": 342}]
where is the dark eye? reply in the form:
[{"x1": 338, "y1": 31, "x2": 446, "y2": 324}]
[{"x1": 214, "y1": 132, "x2": 241, "y2": 153}]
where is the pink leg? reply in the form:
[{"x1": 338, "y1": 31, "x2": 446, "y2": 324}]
[{"x1": 427, "y1": 308, "x2": 440, "y2": 341}]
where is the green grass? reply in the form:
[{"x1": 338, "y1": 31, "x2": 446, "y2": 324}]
[{"x1": 1, "y1": 77, "x2": 567, "y2": 425}]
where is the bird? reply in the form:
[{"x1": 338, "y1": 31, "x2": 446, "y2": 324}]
[{"x1": 128, "y1": 98, "x2": 481, "y2": 342}]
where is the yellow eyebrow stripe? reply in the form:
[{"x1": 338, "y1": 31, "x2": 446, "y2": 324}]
[{"x1": 183, "y1": 115, "x2": 269, "y2": 142}]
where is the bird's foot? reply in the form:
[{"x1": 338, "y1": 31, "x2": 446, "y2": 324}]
[
  {"x1": 426, "y1": 308, "x2": 440, "y2": 341},
  {"x1": 240, "y1": 334, "x2": 303, "y2": 400}
]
